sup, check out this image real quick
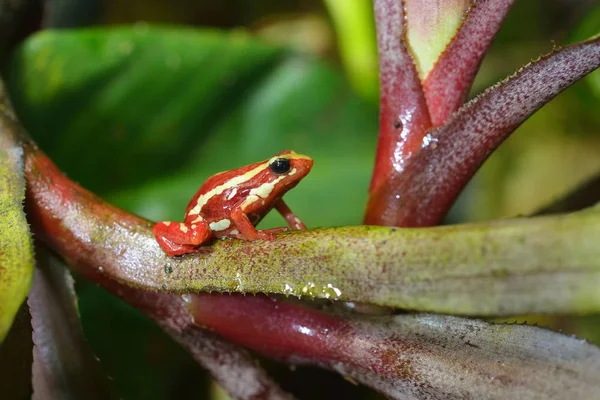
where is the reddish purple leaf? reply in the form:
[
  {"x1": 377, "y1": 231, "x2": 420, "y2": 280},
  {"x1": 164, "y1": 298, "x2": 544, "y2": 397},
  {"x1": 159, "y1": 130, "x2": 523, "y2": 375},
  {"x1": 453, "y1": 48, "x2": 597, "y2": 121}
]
[
  {"x1": 423, "y1": 0, "x2": 516, "y2": 126},
  {"x1": 366, "y1": 0, "x2": 516, "y2": 225},
  {"x1": 29, "y1": 247, "x2": 117, "y2": 400},
  {"x1": 369, "y1": 0, "x2": 432, "y2": 194},
  {"x1": 189, "y1": 294, "x2": 600, "y2": 399},
  {"x1": 404, "y1": 0, "x2": 472, "y2": 80},
  {"x1": 94, "y1": 279, "x2": 294, "y2": 400},
  {"x1": 366, "y1": 36, "x2": 600, "y2": 227}
]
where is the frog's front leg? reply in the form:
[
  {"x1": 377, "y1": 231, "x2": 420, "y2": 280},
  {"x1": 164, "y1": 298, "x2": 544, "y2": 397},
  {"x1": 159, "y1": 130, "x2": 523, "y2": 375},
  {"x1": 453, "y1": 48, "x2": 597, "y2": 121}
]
[
  {"x1": 275, "y1": 199, "x2": 306, "y2": 230},
  {"x1": 152, "y1": 220, "x2": 212, "y2": 256},
  {"x1": 230, "y1": 206, "x2": 285, "y2": 241}
]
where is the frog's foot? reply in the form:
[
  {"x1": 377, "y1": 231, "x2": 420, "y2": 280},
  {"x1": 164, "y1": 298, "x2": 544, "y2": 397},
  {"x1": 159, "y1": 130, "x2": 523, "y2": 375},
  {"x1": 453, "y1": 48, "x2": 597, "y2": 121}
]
[
  {"x1": 153, "y1": 221, "x2": 211, "y2": 257},
  {"x1": 228, "y1": 227, "x2": 288, "y2": 241},
  {"x1": 155, "y1": 236, "x2": 211, "y2": 257},
  {"x1": 255, "y1": 227, "x2": 289, "y2": 241}
]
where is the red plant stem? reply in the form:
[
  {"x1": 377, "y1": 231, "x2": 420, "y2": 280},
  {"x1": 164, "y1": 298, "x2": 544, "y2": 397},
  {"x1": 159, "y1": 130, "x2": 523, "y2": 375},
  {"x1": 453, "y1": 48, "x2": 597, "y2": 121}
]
[
  {"x1": 19, "y1": 136, "x2": 429, "y2": 398},
  {"x1": 190, "y1": 294, "x2": 409, "y2": 383},
  {"x1": 367, "y1": 37, "x2": 600, "y2": 227},
  {"x1": 188, "y1": 293, "x2": 600, "y2": 400},
  {"x1": 423, "y1": 0, "x2": 516, "y2": 126},
  {"x1": 90, "y1": 275, "x2": 293, "y2": 400},
  {"x1": 20, "y1": 137, "x2": 412, "y2": 397},
  {"x1": 18, "y1": 117, "x2": 600, "y2": 399},
  {"x1": 366, "y1": 0, "x2": 516, "y2": 226},
  {"x1": 191, "y1": 294, "x2": 350, "y2": 363},
  {"x1": 22, "y1": 141, "x2": 292, "y2": 400},
  {"x1": 368, "y1": 0, "x2": 432, "y2": 196}
]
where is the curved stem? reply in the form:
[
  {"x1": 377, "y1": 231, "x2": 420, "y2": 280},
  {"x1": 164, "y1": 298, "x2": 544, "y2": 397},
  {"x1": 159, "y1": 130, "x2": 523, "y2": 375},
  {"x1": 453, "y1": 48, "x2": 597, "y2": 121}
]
[
  {"x1": 22, "y1": 140, "x2": 600, "y2": 316},
  {"x1": 16, "y1": 131, "x2": 291, "y2": 400},
  {"x1": 535, "y1": 173, "x2": 600, "y2": 216},
  {"x1": 88, "y1": 273, "x2": 293, "y2": 400}
]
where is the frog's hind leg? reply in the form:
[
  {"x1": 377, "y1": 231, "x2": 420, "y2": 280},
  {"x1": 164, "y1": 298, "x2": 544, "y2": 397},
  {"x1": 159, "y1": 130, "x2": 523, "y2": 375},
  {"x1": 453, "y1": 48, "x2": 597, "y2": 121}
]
[
  {"x1": 154, "y1": 235, "x2": 202, "y2": 257},
  {"x1": 153, "y1": 221, "x2": 211, "y2": 256}
]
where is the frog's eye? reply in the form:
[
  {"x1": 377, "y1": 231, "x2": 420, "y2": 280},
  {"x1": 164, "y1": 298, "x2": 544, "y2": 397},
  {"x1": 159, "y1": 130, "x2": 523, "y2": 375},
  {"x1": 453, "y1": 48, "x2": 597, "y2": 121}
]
[{"x1": 269, "y1": 158, "x2": 291, "y2": 174}]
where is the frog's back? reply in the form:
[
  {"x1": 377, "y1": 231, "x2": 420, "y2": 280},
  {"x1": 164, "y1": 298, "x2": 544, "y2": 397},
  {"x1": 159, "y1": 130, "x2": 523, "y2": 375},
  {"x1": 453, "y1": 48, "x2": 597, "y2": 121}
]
[{"x1": 184, "y1": 160, "x2": 268, "y2": 217}]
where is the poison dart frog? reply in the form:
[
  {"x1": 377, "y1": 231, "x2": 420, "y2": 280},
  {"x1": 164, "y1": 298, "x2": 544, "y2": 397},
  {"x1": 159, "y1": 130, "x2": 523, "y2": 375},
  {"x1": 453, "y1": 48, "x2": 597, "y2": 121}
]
[{"x1": 153, "y1": 150, "x2": 314, "y2": 256}]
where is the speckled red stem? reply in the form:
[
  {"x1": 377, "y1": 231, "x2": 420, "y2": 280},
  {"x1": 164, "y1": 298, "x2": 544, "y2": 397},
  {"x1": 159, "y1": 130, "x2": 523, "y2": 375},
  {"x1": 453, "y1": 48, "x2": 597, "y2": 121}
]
[
  {"x1": 189, "y1": 293, "x2": 600, "y2": 399},
  {"x1": 368, "y1": 0, "x2": 432, "y2": 197},
  {"x1": 189, "y1": 294, "x2": 415, "y2": 394},
  {"x1": 366, "y1": 0, "x2": 517, "y2": 227},
  {"x1": 22, "y1": 141, "x2": 292, "y2": 400},
  {"x1": 366, "y1": 36, "x2": 600, "y2": 227},
  {"x1": 423, "y1": 0, "x2": 516, "y2": 126},
  {"x1": 383, "y1": 38, "x2": 600, "y2": 226}
]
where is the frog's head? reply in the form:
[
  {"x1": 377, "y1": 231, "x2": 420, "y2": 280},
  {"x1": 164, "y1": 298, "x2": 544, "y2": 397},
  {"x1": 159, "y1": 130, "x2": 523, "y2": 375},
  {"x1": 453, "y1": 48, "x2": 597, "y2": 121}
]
[{"x1": 265, "y1": 150, "x2": 313, "y2": 192}]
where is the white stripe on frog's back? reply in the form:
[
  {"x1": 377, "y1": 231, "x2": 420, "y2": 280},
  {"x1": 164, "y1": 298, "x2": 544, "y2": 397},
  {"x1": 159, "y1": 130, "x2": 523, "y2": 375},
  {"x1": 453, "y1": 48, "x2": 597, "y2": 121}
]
[
  {"x1": 187, "y1": 162, "x2": 269, "y2": 216},
  {"x1": 249, "y1": 175, "x2": 286, "y2": 199},
  {"x1": 209, "y1": 219, "x2": 231, "y2": 231},
  {"x1": 241, "y1": 175, "x2": 286, "y2": 211}
]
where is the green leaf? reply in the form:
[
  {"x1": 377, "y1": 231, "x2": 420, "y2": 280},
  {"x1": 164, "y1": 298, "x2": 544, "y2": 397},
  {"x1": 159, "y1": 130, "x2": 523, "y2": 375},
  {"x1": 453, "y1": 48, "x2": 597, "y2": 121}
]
[
  {"x1": 108, "y1": 56, "x2": 377, "y2": 228},
  {"x1": 6, "y1": 27, "x2": 378, "y2": 228},
  {"x1": 6, "y1": 27, "x2": 286, "y2": 194},
  {"x1": 323, "y1": 0, "x2": 378, "y2": 100},
  {"x1": 0, "y1": 82, "x2": 34, "y2": 343}
]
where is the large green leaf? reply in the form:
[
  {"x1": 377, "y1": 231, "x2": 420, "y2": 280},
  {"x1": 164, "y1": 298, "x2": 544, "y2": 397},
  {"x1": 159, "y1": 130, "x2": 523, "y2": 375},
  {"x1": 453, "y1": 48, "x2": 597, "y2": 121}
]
[
  {"x1": 108, "y1": 56, "x2": 377, "y2": 229},
  {"x1": 6, "y1": 27, "x2": 378, "y2": 228},
  {"x1": 6, "y1": 27, "x2": 286, "y2": 193},
  {"x1": 0, "y1": 82, "x2": 33, "y2": 343}
]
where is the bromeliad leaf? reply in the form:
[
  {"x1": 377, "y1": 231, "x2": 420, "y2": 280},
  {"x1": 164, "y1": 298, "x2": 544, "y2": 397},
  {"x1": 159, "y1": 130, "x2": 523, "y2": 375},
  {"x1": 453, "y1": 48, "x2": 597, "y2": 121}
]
[
  {"x1": 368, "y1": 35, "x2": 600, "y2": 227},
  {"x1": 404, "y1": 0, "x2": 473, "y2": 80},
  {"x1": 24, "y1": 141, "x2": 600, "y2": 316},
  {"x1": 370, "y1": 0, "x2": 432, "y2": 193},
  {"x1": 189, "y1": 294, "x2": 600, "y2": 399},
  {"x1": 29, "y1": 247, "x2": 117, "y2": 399},
  {"x1": 0, "y1": 81, "x2": 33, "y2": 343},
  {"x1": 422, "y1": 0, "x2": 517, "y2": 126}
]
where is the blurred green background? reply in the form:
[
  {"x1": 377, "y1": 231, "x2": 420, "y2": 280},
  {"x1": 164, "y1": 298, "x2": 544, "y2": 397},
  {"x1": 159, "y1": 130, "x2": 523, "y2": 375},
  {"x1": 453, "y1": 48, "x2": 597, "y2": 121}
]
[{"x1": 3, "y1": 0, "x2": 600, "y2": 398}]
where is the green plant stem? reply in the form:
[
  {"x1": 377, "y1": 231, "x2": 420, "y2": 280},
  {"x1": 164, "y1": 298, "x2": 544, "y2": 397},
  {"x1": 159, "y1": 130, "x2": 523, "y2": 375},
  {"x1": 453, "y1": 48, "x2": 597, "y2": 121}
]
[{"x1": 24, "y1": 142, "x2": 600, "y2": 316}]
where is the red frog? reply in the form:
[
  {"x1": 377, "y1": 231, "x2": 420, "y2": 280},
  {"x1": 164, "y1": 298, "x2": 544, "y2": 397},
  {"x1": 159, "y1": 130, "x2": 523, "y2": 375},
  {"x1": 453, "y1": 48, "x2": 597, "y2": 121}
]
[{"x1": 153, "y1": 150, "x2": 314, "y2": 256}]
